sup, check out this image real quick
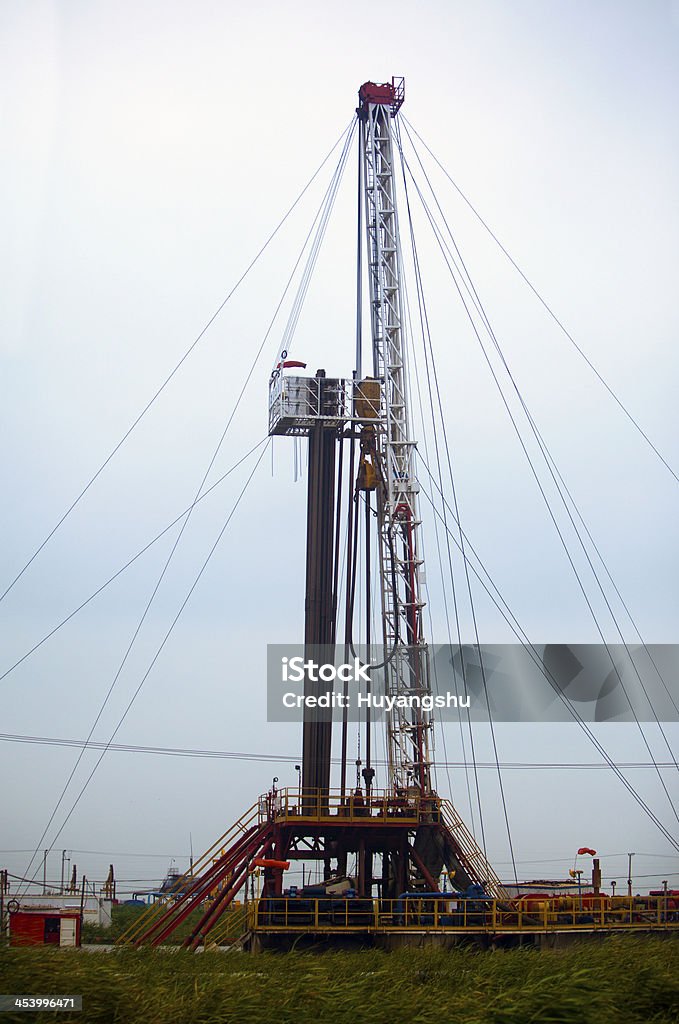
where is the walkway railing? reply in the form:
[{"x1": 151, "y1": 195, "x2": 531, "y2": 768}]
[
  {"x1": 260, "y1": 787, "x2": 437, "y2": 824},
  {"x1": 250, "y1": 895, "x2": 679, "y2": 933},
  {"x1": 439, "y1": 798, "x2": 508, "y2": 899}
]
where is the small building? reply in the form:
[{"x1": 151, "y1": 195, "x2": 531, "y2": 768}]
[
  {"x1": 9, "y1": 909, "x2": 81, "y2": 948},
  {"x1": 13, "y1": 894, "x2": 112, "y2": 928},
  {"x1": 502, "y1": 880, "x2": 587, "y2": 898}
]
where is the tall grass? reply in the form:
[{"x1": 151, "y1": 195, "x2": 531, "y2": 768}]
[{"x1": 1, "y1": 936, "x2": 678, "y2": 1023}]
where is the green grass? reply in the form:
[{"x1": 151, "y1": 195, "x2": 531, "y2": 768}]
[{"x1": 1, "y1": 936, "x2": 678, "y2": 1023}]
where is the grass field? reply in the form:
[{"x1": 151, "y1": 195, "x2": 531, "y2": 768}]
[{"x1": 1, "y1": 936, "x2": 678, "y2": 1024}]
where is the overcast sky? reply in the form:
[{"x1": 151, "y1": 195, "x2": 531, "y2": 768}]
[{"x1": 1, "y1": 0, "x2": 678, "y2": 897}]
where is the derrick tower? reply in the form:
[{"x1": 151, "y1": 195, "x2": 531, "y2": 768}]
[
  {"x1": 124, "y1": 80, "x2": 504, "y2": 952},
  {"x1": 359, "y1": 78, "x2": 432, "y2": 797}
]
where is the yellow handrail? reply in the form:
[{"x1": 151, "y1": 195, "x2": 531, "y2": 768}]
[
  {"x1": 438, "y1": 798, "x2": 509, "y2": 899},
  {"x1": 249, "y1": 894, "x2": 679, "y2": 934},
  {"x1": 268, "y1": 786, "x2": 434, "y2": 822},
  {"x1": 205, "y1": 903, "x2": 249, "y2": 946}
]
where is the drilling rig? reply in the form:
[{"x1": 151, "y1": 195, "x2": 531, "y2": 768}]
[
  {"x1": 125, "y1": 79, "x2": 505, "y2": 951},
  {"x1": 263, "y1": 76, "x2": 503, "y2": 907}
]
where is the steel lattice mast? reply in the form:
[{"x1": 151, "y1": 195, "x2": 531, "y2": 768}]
[
  {"x1": 126, "y1": 83, "x2": 510, "y2": 951},
  {"x1": 358, "y1": 79, "x2": 433, "y2": 798}
]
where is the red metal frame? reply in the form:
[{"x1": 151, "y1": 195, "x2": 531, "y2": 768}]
[
  {"x1": 134, "y1": 821, "x2": 273, "y2": 947},
  {"x1": 358, "y1": 77, "x2": 405, "y2": 115},
  {"x1": 184, "y1": 834, "x2": 273, "y2": 950}
]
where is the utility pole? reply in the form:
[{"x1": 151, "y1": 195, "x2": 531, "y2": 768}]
[
  {"x1": 60, "y1": 850, "x2": 69, "y2": 894},
  {"x1": 574, "y1": 869, "x2": 583, "y2": 910},
  {"x1": 42, "y1": 850, "x2": 48, "y2": 894},
  {"x1": 80, "y1": 876, "x2": 87, "y2": 937},
  {"x1": 0, "y1": 869, "x2": 7, "y2": 938},
  {"x1": 627, "y1": 852, "x2": 635, "y2": 898}
]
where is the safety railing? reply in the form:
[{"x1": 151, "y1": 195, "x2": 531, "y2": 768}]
[
  {"x1": 268, "y1": 374, "x2": 385, "y2": 436},
  {"x1": 206, "y1": 902, "x2": 249, "y2": 946},
  {"x1": 439, "y1": 798, "x2": 508, "y2": 900},
  {"x1": 268, "y1": 376, "x2": 350, "y2": 436},
  {"x1": 259, "y1": 787, "x2": 440, "y2": 825},
  {"x1": 249, "y1": 895, "x2": 679, "y2": 934}
]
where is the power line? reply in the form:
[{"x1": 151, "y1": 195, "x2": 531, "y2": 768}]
[
  {"x1": 416, "y1": 475, "x2": 679, "y2": 852},
  {"x1": 1, "y1": 731, "x2": 675, "y2": 770},
  {"x1": 0, "y1": 438, "x2": 269, "y2": 683},
  {"x1": 17, "y1": 441, "x2": 271, "y2": 898},
  {"x1": 397, "y1": 123, "x2": 517, "y2": 884},
  {"x1": 1, "y1": 118, "x2": 353, "y2": 688},
  {"x1": 399, "y1": 146, "x2": 483, "y2": 846},
  {"x1": 399, "y1": 132, "x2": 679, "y2": 828},
  {"x1": 10, "y1": 127, "x2": 356, "y2": 898},
  {"x1": 0, "y1": 849, "x2": 187, "y2": 858},
  {"x1": 401, "y1": 115, "x2": 679, "y2": 489},
  {"x1": 0, "y1": 118, "x2": 355, "y2": 608}
]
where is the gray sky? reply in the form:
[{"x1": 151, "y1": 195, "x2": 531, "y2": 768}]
[{"x1": 1, "y1": 0, "x2": 678, "y2": 896}]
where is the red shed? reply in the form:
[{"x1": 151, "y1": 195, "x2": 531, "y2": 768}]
[{"x1": 9, "y1": 910, "x2": 81, "y2": 947}]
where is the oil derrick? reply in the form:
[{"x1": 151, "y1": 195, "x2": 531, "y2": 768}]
[{"x1": 123, "y1": 79, "x2": 504, "y2": 952}]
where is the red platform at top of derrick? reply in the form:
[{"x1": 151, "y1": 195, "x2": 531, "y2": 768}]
[{"x1": 358, "y1": 77, "x2": 405, "y2": 114}]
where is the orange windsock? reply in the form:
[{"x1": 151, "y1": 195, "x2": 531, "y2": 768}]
[{"x1": 577, "y1": 847, "x2": 597, "y2": 856}]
